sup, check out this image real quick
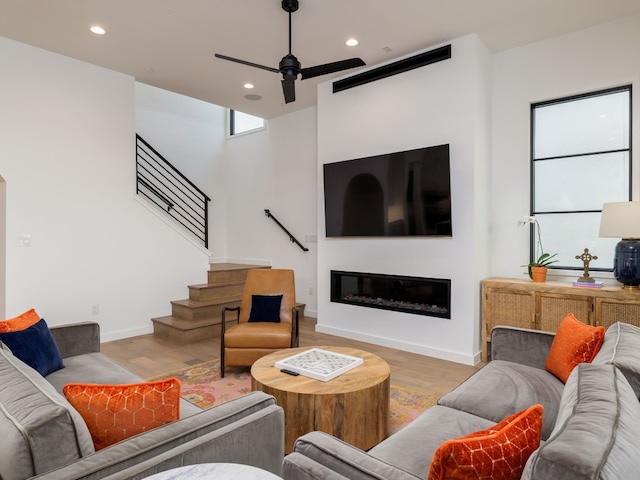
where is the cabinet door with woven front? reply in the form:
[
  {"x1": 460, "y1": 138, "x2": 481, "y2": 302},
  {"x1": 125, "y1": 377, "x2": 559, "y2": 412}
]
[
  {"x1": 595, "y1": 297, "x2": 640, "y2": 329},
  {"x1": 484, "y1": 288, "x2": 536, "y2": 333},
  {"x1": 537, "y1": 292, "x2": 593, "y2": 332},
  {"x1": 482, "y1": 286, "x2": 536, "y2": 361}
]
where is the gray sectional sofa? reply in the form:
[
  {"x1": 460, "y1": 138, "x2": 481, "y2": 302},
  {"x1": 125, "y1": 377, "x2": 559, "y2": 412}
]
[
  {"x1": 0, "y1": 322, "x2": 284, "y2": 480},
  {"x1": 282, "y1": 322, "x2": 640, "y2": 480}
]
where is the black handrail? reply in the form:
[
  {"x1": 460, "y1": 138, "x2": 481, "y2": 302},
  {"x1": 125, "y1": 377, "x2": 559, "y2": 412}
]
[
  {"x1": 136, "y1": 134, "x2": 211, "y2": 248},
  {"x1": 264, "y1": 209, "x2": 309, "y2": 252}
]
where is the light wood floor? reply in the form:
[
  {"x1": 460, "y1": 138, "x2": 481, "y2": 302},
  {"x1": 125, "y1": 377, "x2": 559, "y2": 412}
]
[{"x1": 101, "y1": 316, "x2": 482, "y2": 398}]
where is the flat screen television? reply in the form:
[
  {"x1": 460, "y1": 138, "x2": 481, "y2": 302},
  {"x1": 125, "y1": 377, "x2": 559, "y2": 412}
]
[{"x1": 323, "y1": 144, "x2": 452, "y2": 237}]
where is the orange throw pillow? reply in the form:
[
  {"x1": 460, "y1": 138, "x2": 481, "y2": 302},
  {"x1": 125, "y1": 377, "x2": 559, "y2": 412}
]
[
  {"x1": 63, "y1": 378, "x2": 181, "y2": 450},
  {"x1": 428, "y1": 404, "x2": 543, "y2": 480},
  {"x1": 545, "y1": 313, "x2": 605, "y2": 383},
  {"x1": 0, "y1": 308, "x2": 40, "y2": 333}
]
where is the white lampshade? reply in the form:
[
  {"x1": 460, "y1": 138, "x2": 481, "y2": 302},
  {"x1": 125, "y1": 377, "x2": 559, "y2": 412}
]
[{"x1": 599, "y1": 202, "x2": 640, "y2": 239}]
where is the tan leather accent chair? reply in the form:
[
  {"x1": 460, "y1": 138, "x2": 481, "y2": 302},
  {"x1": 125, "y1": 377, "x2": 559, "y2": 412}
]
[{"x1": 221, "y1": 268, "x2": 299, "y2": 377}]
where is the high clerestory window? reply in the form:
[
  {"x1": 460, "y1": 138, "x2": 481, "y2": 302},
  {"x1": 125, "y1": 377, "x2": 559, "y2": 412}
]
[
  {"x1": 229, "y1": 109, "x2": 265, "y2": 136},
  {"x1": 530, "y1": 85, "x2": 632, "y2": 272}
]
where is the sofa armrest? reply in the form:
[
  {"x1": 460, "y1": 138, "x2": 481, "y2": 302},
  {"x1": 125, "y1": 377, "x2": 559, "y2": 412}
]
[
  {"x1": 31, "y1": 391, "x2": 284, "y2": 480},
  {"x1": 491, "y1": 325, "x2": 555, "y2": 369},
  {"x1": 283, "y1": 453, "x2": 353, "y2": 480},
  {"x1": 49, "y1": 322, "x2": 100, "y2": 358},
  {"x1": 282, "y1": 432, "x2": 421, "y2": 480}
]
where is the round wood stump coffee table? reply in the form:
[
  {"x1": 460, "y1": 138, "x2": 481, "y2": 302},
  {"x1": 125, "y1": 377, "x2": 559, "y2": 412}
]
[{"x1": 251, "y1": 346, "x2": 390, "y2": 453}]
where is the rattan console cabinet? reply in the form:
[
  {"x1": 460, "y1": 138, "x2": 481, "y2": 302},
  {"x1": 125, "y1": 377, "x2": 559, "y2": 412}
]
[{"x1": 481, "y1": 277, "x2": 640, "y2": 361}]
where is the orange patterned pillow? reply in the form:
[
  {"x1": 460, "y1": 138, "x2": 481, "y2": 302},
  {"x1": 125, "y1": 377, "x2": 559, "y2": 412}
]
[
  {"x1": 0, "y1": 308, "x2": 40, "y2": 333},
  {"x1": 428, "y1": 404, "x2": 543, "y2": 480},
  {"x1": 545, "y1": 313, "x2": 605, "y2": 383},
  {"x1": 63, "y1": 378, "x2": 181, "y2": 450}
]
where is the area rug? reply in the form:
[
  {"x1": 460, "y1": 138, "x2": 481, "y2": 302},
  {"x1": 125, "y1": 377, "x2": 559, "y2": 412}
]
[{"x1": 151, "y1": 360, "x2": 438, "y2": 435}]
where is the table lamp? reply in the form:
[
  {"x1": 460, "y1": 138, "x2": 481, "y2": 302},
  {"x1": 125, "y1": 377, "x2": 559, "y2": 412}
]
[{"x1": 599, "y1": 201, "x2": 640, "y2": 289}]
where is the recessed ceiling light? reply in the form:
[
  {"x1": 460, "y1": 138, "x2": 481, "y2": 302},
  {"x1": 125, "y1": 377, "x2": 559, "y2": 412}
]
[
  {"x1": 245, "y1": 94, "x2": 262, "y2": 101},
  {"x1": 244, "y1": 83, "x2": 255, "y2": 89},
  {"x1": 346, "y1": 38, "x2": 359, "y2": 47},
  {"x1": 90, "y1": 25, "x2": 106, "y2": 35}
]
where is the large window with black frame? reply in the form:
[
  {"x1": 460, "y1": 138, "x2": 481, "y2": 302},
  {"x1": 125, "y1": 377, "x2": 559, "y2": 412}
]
[{"x1": 530, "y1": 85, "x2": 631, "y2": 273}]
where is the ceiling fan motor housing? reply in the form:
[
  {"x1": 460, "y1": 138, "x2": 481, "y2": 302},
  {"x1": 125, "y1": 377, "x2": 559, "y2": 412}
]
[{"x1": 279, "y1": 53, "x2": 301, "y2": 78}]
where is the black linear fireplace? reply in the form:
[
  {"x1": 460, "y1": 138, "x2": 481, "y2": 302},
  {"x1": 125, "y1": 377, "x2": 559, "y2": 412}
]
[{"x1": 330, "y1": 270, "x2": 451, "y2": 319}]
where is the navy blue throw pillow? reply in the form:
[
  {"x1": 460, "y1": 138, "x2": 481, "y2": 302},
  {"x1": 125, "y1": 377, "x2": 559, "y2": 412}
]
[
  {"x1": 0, "y1": 318, "x2": 64, "y2": 376},
  {"x1": 248, "y1": 294, "x2": 283, "y2": 323}
]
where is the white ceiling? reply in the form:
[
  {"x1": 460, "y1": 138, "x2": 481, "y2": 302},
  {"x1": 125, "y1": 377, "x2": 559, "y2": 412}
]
[{"x1": 1, "y1": 0, "x2": 640, "y2": 119}]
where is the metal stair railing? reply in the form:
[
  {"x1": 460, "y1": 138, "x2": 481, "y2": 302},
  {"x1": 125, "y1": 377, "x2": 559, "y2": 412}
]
[{"x1": 136, "y1": 134, "x2": 211, "y2": 248}]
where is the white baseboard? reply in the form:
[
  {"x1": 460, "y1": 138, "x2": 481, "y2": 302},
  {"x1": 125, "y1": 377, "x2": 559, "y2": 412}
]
[
  {"x1": 100, "y1": 325, "x2": 153, "y2": 343},
  {"x1": 315, "y1": 324, "x2": 481, "y2": 366}
]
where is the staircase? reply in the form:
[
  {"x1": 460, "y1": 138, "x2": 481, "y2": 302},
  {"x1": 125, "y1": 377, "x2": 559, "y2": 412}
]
[{"x1": 151, "y1": 263, "x2": 270, "y2": 343}]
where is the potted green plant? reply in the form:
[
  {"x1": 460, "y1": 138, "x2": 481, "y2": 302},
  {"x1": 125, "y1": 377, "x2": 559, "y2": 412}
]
[{"x1": 519, "y1": 216, "x2": 558, "y2": 282}]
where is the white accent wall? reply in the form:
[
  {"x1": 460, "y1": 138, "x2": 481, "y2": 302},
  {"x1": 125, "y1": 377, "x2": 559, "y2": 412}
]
[
  {"x1": 490, "y1": 14, "x2": 640, "y2": 280},
  {"x1": 134, "y1": 83, "x2": 228, "y2": 255},
  {"x1": 0, "y1": 37, "x2": 212, "y2": 341},
  {"x1": 225, "y1": 107, "x2": 318, "y2": 316},
  {"x1": 316, "y1": 35, "x2": 492, "y2": 365}
]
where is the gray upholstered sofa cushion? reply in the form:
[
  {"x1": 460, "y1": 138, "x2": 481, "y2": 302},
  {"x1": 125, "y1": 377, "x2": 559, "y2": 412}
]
[
  {"x1": 284, "y1": 407, "x2": 495, "y2": 480},
  {"x1": 368, "y1": 405, "x2": 495, "y2": 478},
  {"x1": 46, "y1": 352, "x2": 200, "y2": 418},
  {"x1": 0, "y1": 343, "x2": 94, "y2": 480},
  {"x1": 593, "y1": 322, "x2": 640, "y2": 399},
  {"x1": 45, "y1": 353, "x2": 143, "y2": 391},
  {"x1": 437, "y1": 359, "x2": 564, "y2": 439},
  {"x1": 522, "y1": 363, "x2": 640, "y2": 480}
]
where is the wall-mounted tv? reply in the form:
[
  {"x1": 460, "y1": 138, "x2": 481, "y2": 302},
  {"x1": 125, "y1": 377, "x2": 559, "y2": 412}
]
[{"x1": 323, "y1": 144, "x2": 452, "y2": 237}]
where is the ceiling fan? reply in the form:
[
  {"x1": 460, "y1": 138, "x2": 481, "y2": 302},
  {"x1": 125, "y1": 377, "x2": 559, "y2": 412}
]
[{"x1": 215, "y1": 0, "x2": 365, "y2": 104}]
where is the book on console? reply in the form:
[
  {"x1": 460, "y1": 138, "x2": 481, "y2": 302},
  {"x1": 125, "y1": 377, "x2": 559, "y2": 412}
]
[
  {"x1": 275, "y1": 348, "x2": 363, "y2": 382},
  {"x1": 572, "y1": 281, "x2": 603, "y2": 288}
]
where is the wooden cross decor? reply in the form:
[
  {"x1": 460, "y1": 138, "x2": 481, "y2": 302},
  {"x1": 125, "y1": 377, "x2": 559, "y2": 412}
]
[{"x1": 575, "y1": 248, "x2": 598, "y2": 283}]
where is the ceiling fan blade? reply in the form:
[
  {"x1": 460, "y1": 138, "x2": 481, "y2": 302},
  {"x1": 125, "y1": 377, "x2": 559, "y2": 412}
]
[
  {"x1": 300, "y1": 58, "x2": 366, "y2": 80},
  {"x1": 215, "y1": 53, "x2": 280, "y2": 74},
  {"x1": 281, "y1": 77, "x2": 296, "y2": 104}
]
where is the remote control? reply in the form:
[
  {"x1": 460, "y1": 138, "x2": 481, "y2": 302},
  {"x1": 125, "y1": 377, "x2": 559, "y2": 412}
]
[{"x1": 280, "y1": 369, "x2": 300, "y2": 376}]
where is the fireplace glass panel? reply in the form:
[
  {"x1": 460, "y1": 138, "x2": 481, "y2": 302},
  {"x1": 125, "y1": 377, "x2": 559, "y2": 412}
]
[{"x1": 330, "y1": 270, "x2": 450, "y2": 319}]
